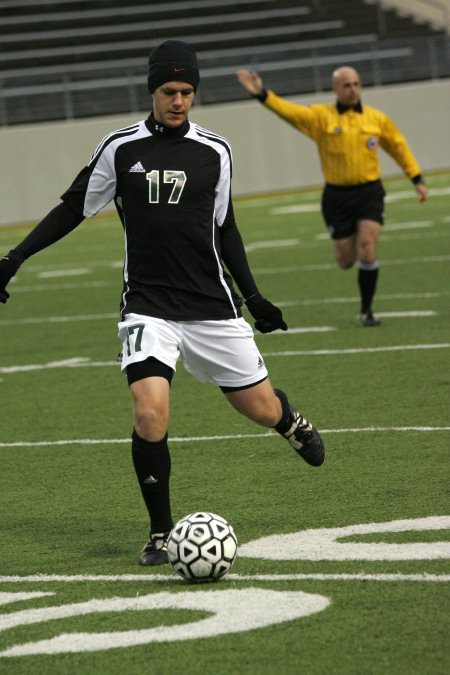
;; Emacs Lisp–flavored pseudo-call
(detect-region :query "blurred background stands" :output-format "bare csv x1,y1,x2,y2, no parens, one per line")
0,0,449,126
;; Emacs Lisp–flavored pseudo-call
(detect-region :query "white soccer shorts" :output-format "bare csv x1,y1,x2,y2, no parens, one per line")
118,313,268,388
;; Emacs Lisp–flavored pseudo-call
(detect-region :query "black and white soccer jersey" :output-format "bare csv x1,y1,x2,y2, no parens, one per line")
62,115,245,321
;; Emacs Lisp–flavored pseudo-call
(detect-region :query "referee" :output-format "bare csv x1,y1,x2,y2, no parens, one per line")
237,66,428,326
0,40,325,567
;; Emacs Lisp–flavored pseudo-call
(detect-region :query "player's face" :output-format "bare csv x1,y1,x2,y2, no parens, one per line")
152,82,195,128
333,70,361,106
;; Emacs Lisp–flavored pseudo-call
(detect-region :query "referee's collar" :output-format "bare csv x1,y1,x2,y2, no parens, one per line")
146,113,190,136
336,100,363,114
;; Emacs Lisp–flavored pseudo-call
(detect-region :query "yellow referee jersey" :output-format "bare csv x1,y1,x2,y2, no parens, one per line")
264,90,421,186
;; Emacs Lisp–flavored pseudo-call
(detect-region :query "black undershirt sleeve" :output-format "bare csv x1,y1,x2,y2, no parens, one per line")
219,218,258,301
15,202,85,260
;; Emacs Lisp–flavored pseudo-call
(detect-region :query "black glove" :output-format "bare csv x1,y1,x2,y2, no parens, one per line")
0,249,25,303
245,292,288,333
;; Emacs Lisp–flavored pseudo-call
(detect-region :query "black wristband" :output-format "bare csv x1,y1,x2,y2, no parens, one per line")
412,174,425,185
253,88,268,103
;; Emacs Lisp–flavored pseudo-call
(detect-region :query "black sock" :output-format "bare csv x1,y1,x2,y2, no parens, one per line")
358,261,379,313
273,388,294,435
131,430,173,534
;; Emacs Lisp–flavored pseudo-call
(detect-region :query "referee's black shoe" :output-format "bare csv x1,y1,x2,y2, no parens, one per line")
360,310,381,327
284,406,325,466
139,531,170,566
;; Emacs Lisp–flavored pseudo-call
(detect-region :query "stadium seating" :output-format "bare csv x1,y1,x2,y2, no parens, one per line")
0,0,448,125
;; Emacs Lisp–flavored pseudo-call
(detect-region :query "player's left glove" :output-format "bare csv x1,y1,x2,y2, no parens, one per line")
245,292,288,333
0,249,25,303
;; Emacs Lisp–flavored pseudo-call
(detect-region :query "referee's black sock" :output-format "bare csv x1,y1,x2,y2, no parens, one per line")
131,430,173,534
358,260,379,313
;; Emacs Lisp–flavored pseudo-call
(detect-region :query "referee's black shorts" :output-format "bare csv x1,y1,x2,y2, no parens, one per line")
321,179,385,240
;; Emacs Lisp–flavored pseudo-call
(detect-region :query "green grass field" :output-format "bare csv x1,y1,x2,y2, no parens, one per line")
0,172,449,674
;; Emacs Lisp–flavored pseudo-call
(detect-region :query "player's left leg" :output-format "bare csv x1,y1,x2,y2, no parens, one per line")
356,218,381,326
180,319,324,466
224,380,325,466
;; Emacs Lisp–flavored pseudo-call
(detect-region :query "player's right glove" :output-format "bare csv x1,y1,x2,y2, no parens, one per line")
245,292,288,333
0,249,25,303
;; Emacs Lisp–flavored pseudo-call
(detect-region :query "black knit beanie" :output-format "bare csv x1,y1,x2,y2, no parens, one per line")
148,40,200,93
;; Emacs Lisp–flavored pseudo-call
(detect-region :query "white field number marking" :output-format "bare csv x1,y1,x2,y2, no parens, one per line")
238,515,450,560
0,516,448,656
0,589,329,656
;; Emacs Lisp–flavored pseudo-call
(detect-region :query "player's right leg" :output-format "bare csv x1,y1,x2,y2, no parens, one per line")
128,363,174,566
118,314,181,566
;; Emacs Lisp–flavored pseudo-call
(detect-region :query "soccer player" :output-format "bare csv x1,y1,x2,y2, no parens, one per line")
0,41,324,567
236,66,428,326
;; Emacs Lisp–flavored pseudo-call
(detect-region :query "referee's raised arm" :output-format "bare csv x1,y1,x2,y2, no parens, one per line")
236,64,427,327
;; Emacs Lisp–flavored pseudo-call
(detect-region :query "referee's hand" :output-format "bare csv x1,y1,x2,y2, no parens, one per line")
245,293,288,333
0,250,24,303
415,182,428,203
236,69,264,97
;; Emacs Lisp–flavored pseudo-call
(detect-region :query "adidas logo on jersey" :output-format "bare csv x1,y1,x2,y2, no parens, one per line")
129,161,145,173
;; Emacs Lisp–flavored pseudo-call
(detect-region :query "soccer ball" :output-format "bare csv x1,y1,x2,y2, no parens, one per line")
167,511,237,582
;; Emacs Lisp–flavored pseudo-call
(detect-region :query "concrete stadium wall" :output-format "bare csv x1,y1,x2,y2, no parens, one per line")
0,78,448,226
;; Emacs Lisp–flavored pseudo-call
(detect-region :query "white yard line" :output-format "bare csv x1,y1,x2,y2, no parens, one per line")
1,343,449,375
0,290,444,323
37,268,92,278
8,281,113,294
0,426,448,449
2,249,447,298
262,343,450,356
0,313,118,326
0,573,448,583
366,311,436,318
278,291,443,306
254,255,450,274
245,239,300,252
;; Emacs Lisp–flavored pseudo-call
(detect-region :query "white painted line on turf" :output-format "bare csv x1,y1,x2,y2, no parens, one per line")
1,344,449,375
262,343,450,356
239,516,450,561
0,313,118,326
0,315,334,332
316,222,433,239
384,221,432,230
272,326,336,334
253,254,450,274
271,204,321,214
6,281,113,293
277,291,444,306
245,239,300,252
0,592,54,605
0,427,449,448
0,589,330,656
0,573,448,583
37,268,91,278
0,291,444,324
385,186,450,201
0,357,95,373
370,310,436,318
271,187,450,215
